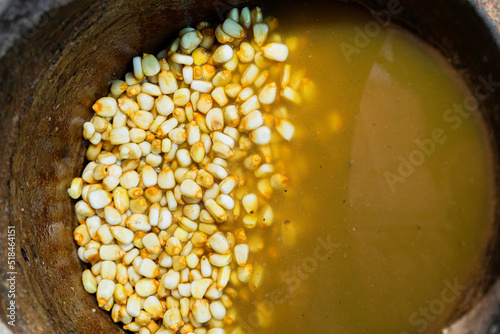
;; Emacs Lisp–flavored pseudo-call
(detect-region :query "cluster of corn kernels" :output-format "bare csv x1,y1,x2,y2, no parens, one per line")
68,6,311,334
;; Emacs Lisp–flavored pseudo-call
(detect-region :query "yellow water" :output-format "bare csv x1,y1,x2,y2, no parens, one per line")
234,3,495,334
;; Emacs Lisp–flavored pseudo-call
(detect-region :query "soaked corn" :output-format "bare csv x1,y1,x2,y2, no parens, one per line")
69,6,311,333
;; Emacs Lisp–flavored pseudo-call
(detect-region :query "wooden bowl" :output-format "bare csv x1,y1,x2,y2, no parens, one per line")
0,0,498,332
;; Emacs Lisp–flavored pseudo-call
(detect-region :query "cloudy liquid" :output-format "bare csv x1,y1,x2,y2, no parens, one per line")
232,2,495,334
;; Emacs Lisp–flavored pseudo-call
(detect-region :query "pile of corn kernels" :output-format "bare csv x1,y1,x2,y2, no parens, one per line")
68,6,311,334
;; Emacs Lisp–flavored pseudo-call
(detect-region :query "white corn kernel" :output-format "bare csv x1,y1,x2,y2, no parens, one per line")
255,163,274,178
261,42,289,62
200,256,212,277
102,175,119,192
135,278,158,297
180,297,190,318
137,93,155,111
110,80,127,97
242,194,258,213
234,244,249,266
227,7,239,21
186,253,200,269
222,18,245,38
142,54,161,76
133,56,144,80
204,283,222,300
240,64,259,87
212,141,233,159
216,194,234,211
68,177,83,199
183,65,194,85
205,164,228,180
131,110,154,130
163,307,183,332
158,251,173,268
115,263,128,285
113,187,129,213
124,293,141,318
249,126,271,145
155,95,175,116
120,170,140,189
158,70,178,94
257,178,273,199
144,295,163,319
248,263,264,293
251,6,263,24
216,265,231,291
141,165,158,187
240,110,264,131
258,82,277,105
178,282,192,297
197,94,213,114
240,7,251,28
210,301,226,320
237,42,255,63
92,97,118,117
244,214,258,230
275,118,295,141
176,220,196,236
191,80,214,93
212,45,234,64
253,23,269,47
180,30,203,53
158,168,176,190
176,148,192,167
142,233,161,255
215,24,234,44
219,175,237,195
237,264,253,283
108,127,130,145
239,95,260,116
161,138,173,153
204,199,228,223
126,213,151,232
137,258,159,278
206,108,224,132
100,260,117,280
157,118,179,138
187,122,201,145
192,299,212,323
180,179,203,199
208,232,230,254
163,269,181,289
82,269,97,294
122,248,140,266
96,279,115,307
83,122,95,140
88,189,112,209
118,97,139,118
171,53,194,65
209,253,232,267
173,88,191,106
281,85,302,104
166,236,182,256
223,105,239,127
110,226,134,244
100,244,125,261
212,70,232,87
211,87,228,107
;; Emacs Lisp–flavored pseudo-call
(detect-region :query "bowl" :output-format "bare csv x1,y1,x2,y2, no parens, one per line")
0,0,498,333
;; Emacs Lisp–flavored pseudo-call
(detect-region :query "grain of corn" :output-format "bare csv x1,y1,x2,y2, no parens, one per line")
70,6,311,333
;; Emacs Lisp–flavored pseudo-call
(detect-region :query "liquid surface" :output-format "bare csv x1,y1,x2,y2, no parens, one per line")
237,3,495,334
